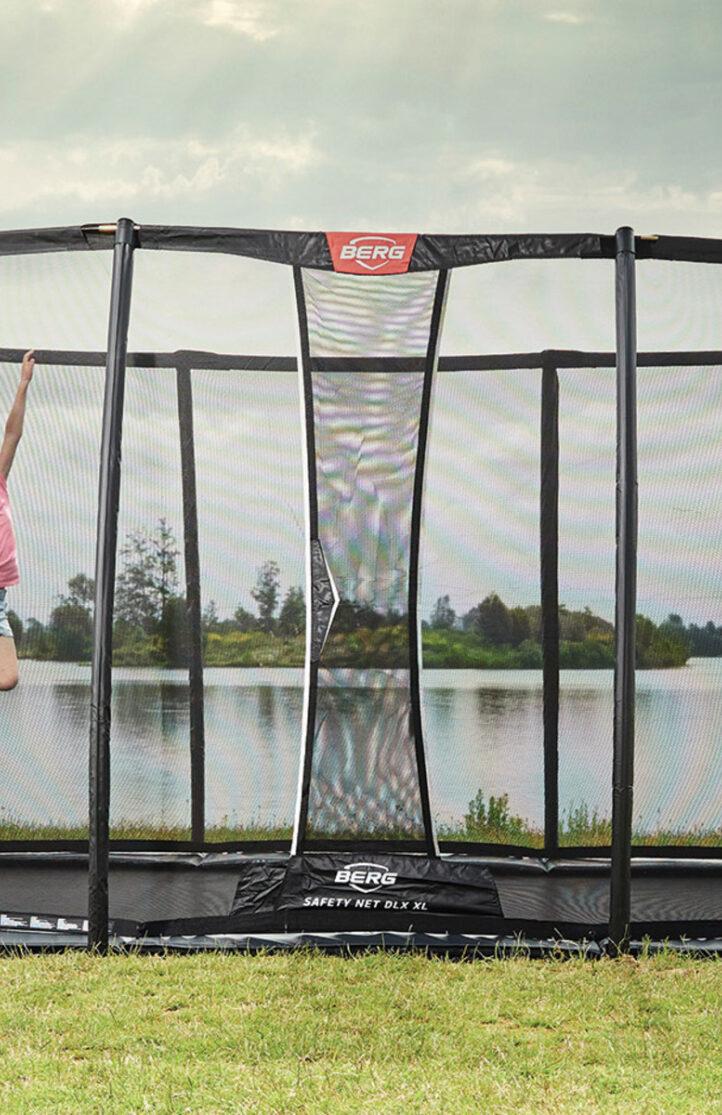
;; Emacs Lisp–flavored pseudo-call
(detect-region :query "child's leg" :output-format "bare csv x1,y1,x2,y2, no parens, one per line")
0,589,18,690
0,637,17,690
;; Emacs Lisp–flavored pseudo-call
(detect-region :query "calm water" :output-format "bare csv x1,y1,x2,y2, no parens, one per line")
0,659,719,835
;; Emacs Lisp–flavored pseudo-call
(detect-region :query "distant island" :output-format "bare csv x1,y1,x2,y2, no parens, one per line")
12,518,718,670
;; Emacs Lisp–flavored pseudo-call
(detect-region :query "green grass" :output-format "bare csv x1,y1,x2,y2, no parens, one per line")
0,951,719,1113
1,801,719,849
20,622,692,670
438,794,722,849
0,819,293,843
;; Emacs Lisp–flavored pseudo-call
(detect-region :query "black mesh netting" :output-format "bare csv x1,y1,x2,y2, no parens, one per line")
0,361,104,840
115,252,305,843
192,368,305,842
0,241,718,862
634,363,722,847
301,269,439,839
422,368,542,845
0,251,111,841
633,260,722,850
557,366,616,847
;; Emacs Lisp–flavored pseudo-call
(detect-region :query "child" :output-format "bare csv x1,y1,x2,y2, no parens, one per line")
0,350,34,689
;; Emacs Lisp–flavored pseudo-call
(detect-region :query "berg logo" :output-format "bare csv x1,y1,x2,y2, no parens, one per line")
325,232,418,275
333,862,399,894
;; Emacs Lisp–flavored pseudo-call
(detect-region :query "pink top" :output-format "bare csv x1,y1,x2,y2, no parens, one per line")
0,474,19,587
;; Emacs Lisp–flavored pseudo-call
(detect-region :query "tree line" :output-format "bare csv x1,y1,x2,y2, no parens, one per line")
425,592,700,669
17,521,308,666
12,518,719,668
661,614,722,658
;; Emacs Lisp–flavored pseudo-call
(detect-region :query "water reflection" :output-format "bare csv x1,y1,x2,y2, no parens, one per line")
0,660,718,840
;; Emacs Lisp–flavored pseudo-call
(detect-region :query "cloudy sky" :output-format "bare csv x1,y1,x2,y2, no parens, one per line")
1,0,721,628
2,0,721,234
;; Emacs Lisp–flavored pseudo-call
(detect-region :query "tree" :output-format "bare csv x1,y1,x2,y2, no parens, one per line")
62,574,94,609
329,599,387,633
560,605,586,643
115,532,159,634
659,614,691,657
353,602,386,630
687,620,722,657
509,606,531,647
636,614,689,668
48,572,96,661
23,617,52,658
461,604,480,632
331,599,360,633
115,519,179,635
251,561,280,633
151,518,180,613
278,586,305,637
158,595,190,668
474,593,513,646
430,595,456,630
233,605,258,633
202,599,221,634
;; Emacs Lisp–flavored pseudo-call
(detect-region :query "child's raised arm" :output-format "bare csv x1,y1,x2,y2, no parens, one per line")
0,350,34,479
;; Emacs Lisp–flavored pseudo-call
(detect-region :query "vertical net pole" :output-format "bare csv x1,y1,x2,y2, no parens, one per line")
291,266,317,854
609,226,638,948
408,270,449,858
540,354,560,856
176,361,205,844
88,218,136,952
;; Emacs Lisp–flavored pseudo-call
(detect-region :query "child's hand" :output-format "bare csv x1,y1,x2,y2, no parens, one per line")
20,350,35,385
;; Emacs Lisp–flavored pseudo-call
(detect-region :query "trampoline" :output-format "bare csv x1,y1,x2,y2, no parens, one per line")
0,221,719,953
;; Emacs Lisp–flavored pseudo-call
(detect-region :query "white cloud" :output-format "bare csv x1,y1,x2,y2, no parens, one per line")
83,0,283,36
200,0,282,39
465,157,517,178
0,129,321,214
105,0,164,23
544,11,588,25
427,154,722,234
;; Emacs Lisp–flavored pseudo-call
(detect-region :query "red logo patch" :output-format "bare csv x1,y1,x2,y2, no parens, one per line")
325,232,418,275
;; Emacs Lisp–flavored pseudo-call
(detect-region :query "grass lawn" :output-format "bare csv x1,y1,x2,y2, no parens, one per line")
0,951,719,1114
2,810,719,848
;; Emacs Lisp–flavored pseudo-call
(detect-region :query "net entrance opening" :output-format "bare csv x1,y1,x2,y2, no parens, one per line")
295,268,445,847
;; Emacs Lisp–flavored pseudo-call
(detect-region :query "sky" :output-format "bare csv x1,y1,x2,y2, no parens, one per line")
2,0,722,235
1,0,721,627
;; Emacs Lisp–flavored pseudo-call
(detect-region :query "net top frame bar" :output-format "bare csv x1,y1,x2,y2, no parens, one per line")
1,223,722,267
2,349,722,371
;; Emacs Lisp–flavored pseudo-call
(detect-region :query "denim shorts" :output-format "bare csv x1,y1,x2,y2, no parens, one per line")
0,588,14,638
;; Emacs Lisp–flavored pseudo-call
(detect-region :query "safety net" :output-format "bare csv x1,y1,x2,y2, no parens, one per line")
0,226,718,870
0,250,110,843
119,251,304,844
295,268,443,846
423,259,617,851
632,260,722,851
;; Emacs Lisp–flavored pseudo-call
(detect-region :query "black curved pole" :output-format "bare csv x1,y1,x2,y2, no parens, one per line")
88,218,137,952
609,226,638,949
408,270,449,857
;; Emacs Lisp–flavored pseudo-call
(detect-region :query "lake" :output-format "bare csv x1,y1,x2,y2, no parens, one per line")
0,658,719,838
